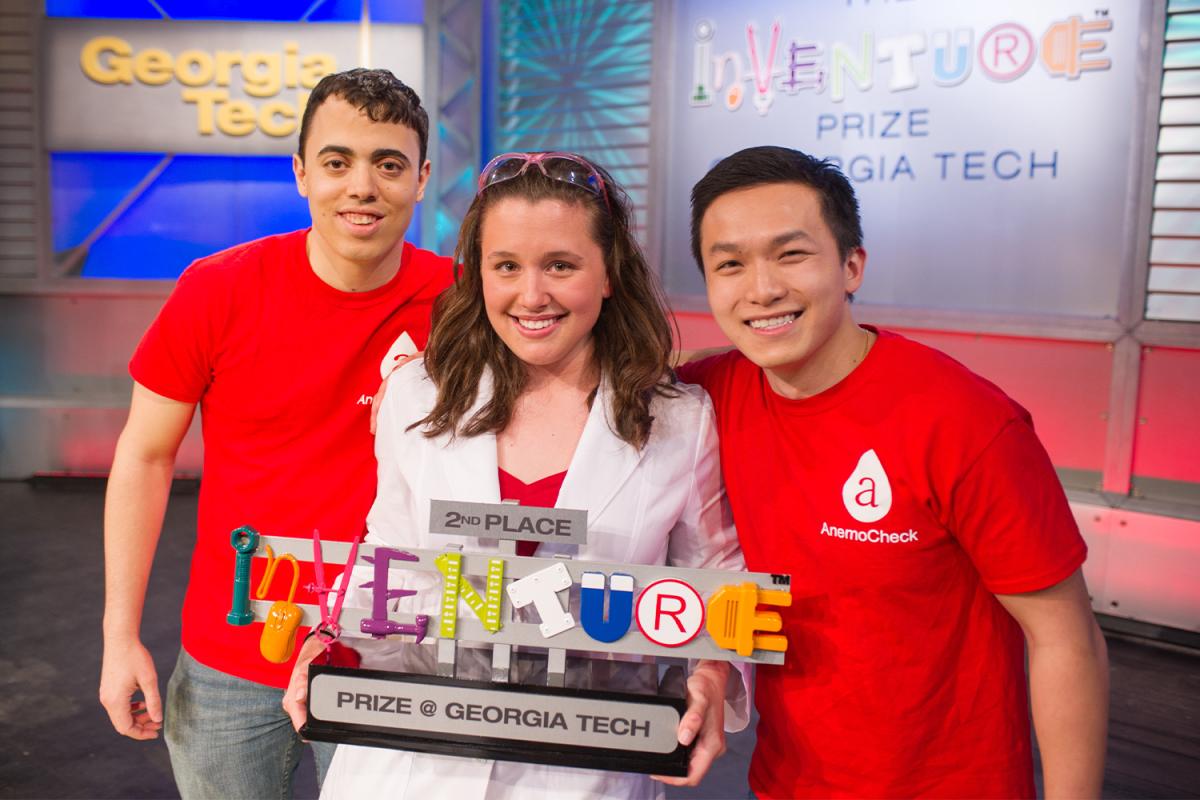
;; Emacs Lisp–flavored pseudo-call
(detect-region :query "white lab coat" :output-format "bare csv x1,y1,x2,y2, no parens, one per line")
321,361,749,800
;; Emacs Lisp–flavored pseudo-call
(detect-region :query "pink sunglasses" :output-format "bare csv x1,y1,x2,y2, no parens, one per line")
477,151,609,207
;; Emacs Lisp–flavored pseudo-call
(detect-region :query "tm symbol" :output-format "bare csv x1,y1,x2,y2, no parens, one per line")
1095,8,1109,16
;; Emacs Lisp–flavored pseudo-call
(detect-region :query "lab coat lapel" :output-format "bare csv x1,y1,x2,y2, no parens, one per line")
556,379,645,523
423,369,501,514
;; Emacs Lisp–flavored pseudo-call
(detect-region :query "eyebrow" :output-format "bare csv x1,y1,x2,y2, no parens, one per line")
707,229,815,255
487,249,585,261
316,145,412,164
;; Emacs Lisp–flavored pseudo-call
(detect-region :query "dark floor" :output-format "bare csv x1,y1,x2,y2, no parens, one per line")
1,479,1197,800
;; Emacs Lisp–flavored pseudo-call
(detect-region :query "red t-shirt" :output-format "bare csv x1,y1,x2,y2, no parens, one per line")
677,328,1086,799
130,230,452,687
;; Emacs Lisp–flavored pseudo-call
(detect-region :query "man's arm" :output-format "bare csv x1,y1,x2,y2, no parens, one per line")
99,382,196,740
996,569,1109,799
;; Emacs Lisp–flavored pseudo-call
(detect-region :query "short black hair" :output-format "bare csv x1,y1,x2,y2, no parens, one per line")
690,146,863,272
298,68,429,164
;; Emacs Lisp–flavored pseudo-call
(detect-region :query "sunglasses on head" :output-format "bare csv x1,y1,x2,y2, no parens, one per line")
477,151,609,207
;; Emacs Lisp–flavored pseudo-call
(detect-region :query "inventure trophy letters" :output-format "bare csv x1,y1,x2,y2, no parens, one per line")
227,500,791,776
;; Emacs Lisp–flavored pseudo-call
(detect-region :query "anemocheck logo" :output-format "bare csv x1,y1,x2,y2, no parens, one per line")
380,331,417,379
842,449,892,523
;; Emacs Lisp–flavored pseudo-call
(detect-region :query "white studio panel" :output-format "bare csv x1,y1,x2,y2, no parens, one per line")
1148,265,1200,292
1159,125,1200,152
1162,67,1200,95
1072,501,1200,633
1161,96,1200,124
1148,6,1200,323
1165,41,1200,68
1156,153,1200,179
1152,209,1200,234
1146,292,1200,319
1167,11,1200,40
1155,181,1200,206
1149,237,1200,263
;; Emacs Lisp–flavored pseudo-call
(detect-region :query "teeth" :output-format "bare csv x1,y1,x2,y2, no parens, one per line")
517,317,557,330
748,313,797,330
343,213,378,225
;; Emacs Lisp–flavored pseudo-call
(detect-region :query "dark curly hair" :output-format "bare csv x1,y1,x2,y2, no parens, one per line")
297,68,429,163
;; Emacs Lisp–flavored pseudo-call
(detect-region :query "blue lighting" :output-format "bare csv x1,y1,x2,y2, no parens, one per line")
46,0,423,22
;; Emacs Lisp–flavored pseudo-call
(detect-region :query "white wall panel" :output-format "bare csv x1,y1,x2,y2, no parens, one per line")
1157,153,1200,179
1148,265,1200,291
1159,125,1200,151
1154,181,1200,206
1162,67,1200,95
1150,6,1200,322
1149,237,1200,262
1152,209,1200,233
1077,502,1200,632
1147,292,1200,318
1160,97,1200,123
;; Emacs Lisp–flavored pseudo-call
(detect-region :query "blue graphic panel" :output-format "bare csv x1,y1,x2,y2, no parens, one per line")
46,0,422,22
79,154,309,279
367,0,422,24
45,0,161,17
306,0,422,23
51,152,166,252
155,0,318,20
305,0,364,22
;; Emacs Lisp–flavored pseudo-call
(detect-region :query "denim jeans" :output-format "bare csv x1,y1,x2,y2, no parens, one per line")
165,648,334,800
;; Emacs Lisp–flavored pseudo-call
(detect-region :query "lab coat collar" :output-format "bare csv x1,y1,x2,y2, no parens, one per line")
425,370,645,527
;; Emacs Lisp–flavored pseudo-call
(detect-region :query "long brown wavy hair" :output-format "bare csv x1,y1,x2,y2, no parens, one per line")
417,154,676,449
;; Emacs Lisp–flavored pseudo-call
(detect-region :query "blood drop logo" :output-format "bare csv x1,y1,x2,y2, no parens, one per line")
379,331,417,379
842,449,892,523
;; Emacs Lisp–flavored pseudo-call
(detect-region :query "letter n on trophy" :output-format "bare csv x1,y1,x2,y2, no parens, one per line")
224,501,791,775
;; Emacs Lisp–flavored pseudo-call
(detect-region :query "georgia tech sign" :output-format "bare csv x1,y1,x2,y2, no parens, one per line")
78,37,335,138
45,19,424,154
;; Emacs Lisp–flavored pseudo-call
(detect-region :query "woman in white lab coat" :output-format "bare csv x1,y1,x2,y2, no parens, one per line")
285,152,749,800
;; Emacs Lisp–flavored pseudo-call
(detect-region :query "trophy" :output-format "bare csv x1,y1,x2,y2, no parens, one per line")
228,501,790,776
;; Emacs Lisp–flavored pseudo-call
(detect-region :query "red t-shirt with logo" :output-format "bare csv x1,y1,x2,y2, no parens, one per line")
130,230,452,688
677,328,1086,799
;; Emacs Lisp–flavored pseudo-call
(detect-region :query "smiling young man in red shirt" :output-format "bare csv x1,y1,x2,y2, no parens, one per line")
99,69,452,799
676,146,1110,799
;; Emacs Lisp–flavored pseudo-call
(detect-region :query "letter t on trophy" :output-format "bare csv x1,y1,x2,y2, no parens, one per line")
506,562,576,637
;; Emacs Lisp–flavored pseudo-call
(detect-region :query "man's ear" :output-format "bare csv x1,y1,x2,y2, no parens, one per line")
843,246,866,295
293,153,309,199
416,159,432,202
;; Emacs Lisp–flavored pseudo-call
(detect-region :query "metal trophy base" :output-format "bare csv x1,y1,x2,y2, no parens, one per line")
301,664,691,776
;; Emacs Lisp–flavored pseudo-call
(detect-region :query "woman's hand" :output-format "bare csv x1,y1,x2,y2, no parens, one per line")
282,635,328,732
652,659,731,787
